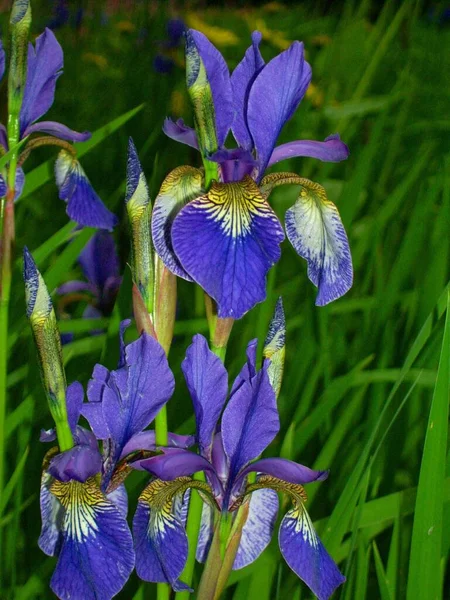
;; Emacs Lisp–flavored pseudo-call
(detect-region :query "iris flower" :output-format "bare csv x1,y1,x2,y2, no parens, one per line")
0,30,117,229
57,231,122,321
39,324,191,600
133,333,345,599
153,30,352,318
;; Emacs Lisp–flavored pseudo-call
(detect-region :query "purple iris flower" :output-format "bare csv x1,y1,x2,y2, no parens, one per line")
0,30,117,229
134,334,345,599
154,30,352,319
57,231,122,321
39,324,192,600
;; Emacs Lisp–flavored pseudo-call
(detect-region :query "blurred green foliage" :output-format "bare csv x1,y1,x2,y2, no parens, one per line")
0,0,449,598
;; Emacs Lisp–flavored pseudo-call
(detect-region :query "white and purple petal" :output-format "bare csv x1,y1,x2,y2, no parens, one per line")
107,483,128,517
49,478,135,600
171,177,285,319
233,488,278,569
0,175,6,198
231,31,265,150
133,479,192,591
268,134,349,167
39,472,64,556
163,117,199,150
55,150,118,230
182,334,228,456
20,28,63,134
152,165,203,281
279,506,345,600
285,179,352,305
196,502,215,563
247,41,312,177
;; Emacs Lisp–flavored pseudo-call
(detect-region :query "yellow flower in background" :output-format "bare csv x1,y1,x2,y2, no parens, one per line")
185,13,239,46
247,17,290,50
116,20,135,33
306,83,324,108
170,88,187,116
82,52,108,70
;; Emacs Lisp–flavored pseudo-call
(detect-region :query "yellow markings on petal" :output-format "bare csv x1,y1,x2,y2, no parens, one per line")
140,476,216,516
259,171,303,200
158,166,204,204
50,478,107,543
198,175,277,238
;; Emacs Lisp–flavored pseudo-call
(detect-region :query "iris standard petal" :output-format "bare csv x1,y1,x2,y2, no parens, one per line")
233,488,278,569
230,338,258,395
163,117,199,150
83,364,112,439
285,178,353,305
247,41,312,176
221,364,279,480
152,165,203,281
120,431,195,462
231,31,265,150
133,478,194,591
182,334,228,457
187,29,233,147
279,506,345,600
49,477,135,600
171,176,285,319
268,134,349,167
55,150,118,230
65,381,84,433
20,28,63,134
22,120,91,142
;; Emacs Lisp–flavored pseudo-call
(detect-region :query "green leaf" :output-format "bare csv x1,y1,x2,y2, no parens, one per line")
0,447,29,516
407,293,450,600
373,541,392,600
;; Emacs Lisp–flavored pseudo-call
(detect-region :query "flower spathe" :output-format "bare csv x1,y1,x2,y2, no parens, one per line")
154,29,353,318
134,333,345,599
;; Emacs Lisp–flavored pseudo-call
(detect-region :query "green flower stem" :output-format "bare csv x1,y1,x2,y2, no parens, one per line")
203,158,219,191
174,471,206,600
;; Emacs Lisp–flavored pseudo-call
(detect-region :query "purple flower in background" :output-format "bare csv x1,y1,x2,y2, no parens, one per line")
0,29,117,229
154,30,352,318
39,325,192,599
153,18,186,74
134,334,345,598
58,231,122,321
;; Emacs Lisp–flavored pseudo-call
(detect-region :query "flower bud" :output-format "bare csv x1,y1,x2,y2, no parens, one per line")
8,0,31,126
263,297,286,398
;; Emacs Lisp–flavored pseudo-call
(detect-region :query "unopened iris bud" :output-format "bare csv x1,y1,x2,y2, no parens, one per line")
8,0,32,139
263,297,286,397
23,247,73,451
125,137,154,313
185,30,218,157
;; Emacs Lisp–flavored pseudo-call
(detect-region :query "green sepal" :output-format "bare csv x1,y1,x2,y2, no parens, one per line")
263,297,286,398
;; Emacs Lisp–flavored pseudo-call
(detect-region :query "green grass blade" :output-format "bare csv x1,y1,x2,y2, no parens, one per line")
0,447,29,516
407,293,450,600
373,541,392,600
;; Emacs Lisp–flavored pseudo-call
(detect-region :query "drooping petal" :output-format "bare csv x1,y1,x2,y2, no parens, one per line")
182,334,228,457
152,165,203,281
279,506,345,600
236,458,328,488
231,31,265,150
285,178,353,305
78,231,120,293
233,488,278,569
268,134,349,167
107,483,128,517
22,120,91,142
222,363,279,480
171,176,285,319
55,150,118,230
187,29,233,148
133,478,197,591
20,28,63,133
196,502,215,563
0,40,5,82
247,41,312,176
49,477,135,600
47,444,102,483
163,117,199,150
39,472,64,556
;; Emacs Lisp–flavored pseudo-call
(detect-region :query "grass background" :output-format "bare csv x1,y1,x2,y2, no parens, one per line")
1,0,449,598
